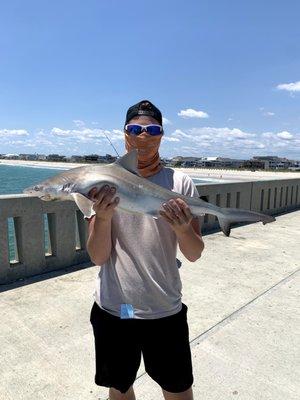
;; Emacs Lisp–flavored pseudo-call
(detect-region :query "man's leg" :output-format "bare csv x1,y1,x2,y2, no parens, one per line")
162,386,193,400
109,385,136,400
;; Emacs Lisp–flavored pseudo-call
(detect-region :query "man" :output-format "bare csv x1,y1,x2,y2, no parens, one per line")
86,100,204,400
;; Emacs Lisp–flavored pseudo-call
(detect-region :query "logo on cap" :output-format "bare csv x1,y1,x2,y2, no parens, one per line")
138,110,155,116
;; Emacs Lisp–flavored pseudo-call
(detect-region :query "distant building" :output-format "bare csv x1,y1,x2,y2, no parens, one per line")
241,160,266,170
83,154,102,163
288,160,300,171
103,154,117,163
3,154,19,159
19,153,38,161
252,156,291,170
70,155,85,163
169,156,245,168
46,154,67,162
97,154,117,163
37,154,47,161
161,158,172,166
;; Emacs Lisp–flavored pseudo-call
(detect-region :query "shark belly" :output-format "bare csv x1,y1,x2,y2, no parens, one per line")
117,188,164,217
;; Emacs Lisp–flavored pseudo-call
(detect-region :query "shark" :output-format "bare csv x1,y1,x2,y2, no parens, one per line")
23,149,275,236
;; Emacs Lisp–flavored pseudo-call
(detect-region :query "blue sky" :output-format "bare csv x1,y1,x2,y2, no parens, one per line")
1,0,300,159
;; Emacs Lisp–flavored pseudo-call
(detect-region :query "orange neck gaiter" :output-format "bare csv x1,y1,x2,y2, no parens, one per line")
125,132,163,178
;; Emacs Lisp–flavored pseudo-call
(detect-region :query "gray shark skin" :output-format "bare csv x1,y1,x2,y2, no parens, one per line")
23,149,275,236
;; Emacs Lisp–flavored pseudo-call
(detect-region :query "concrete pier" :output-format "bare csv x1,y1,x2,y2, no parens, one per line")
1,178,299,285
0,210,299,400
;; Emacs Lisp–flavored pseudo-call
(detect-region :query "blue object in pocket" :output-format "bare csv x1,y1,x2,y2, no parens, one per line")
120,304,134,319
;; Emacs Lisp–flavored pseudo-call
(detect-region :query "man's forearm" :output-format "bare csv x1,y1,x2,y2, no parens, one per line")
86,216,112,265
176,226,204,262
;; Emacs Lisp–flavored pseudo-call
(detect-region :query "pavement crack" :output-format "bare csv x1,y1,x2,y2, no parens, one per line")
130,268,300,386
189,267,300,348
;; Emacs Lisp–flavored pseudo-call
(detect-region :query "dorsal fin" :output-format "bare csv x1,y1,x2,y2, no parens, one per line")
113,149,141,176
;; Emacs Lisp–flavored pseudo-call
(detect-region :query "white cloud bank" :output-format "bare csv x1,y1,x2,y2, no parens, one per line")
0,129,29,137
178,108,209,119
163,126,300,157
277,81,300,92
1,123,300,159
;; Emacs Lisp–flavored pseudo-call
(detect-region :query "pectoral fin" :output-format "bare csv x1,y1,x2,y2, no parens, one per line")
70,193,94,218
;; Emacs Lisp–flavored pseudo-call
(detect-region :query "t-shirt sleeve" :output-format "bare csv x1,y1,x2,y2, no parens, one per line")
182,174,205,218
182,174,199,198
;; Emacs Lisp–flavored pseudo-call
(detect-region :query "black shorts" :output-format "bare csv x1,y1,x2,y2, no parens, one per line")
90,302,193,394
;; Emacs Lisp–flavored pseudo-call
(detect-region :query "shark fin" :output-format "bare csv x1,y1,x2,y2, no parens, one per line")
71,193,94,219
218,217,231,237
114,149,141,176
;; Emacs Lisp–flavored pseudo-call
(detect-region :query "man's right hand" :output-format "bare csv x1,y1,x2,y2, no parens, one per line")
88,185,119,221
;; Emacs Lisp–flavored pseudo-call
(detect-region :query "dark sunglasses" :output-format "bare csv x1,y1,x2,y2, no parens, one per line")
124,124,163,136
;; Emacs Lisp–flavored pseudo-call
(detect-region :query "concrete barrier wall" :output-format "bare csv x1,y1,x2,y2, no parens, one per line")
0,178,299,284
0,194,89,284
198,179,300,231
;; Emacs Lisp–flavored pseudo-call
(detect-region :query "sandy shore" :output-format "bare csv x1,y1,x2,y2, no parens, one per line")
0,159,84,170
1,158,299,181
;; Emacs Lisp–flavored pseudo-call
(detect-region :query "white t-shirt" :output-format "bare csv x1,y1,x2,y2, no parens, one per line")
87,167,201,319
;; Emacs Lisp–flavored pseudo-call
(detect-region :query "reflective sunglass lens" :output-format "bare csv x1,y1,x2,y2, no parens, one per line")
127,125,142,135
146,126,162,135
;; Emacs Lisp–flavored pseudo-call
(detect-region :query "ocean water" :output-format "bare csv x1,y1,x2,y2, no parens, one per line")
0,164,67,261
0,164,66,195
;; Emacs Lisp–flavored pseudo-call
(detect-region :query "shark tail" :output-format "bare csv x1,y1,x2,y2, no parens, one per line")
190,203,275,237
218,216,232,237
217,208,275,237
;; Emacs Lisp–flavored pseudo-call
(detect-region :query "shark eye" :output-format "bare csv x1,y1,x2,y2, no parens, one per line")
33,185,41,191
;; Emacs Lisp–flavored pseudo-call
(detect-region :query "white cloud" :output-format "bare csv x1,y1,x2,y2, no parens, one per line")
189,127,255,139
171,129,192,139
238,140,265,149
277,131,294,140
111,129,124,140
163,117,172,125
0,129,29,137
277,81,300,92
163,137,180,142
51,127,106,139
262,132,274,138
73,119,85,127
8,140,33,146
260,107,275,117
165,126,300,156
178,108,209,119
51,127,73,137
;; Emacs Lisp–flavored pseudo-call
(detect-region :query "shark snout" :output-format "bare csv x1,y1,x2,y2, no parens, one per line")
24,184,45,196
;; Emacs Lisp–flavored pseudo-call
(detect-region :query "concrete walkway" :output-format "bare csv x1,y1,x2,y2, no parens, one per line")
1,211,299,400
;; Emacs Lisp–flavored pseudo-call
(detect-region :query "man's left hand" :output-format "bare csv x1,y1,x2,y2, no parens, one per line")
159,198,193,235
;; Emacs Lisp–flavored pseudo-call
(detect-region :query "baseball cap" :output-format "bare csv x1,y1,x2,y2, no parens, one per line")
125,100,163,126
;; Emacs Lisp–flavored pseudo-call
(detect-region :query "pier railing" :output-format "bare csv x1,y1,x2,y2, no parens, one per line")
1,178,299,284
